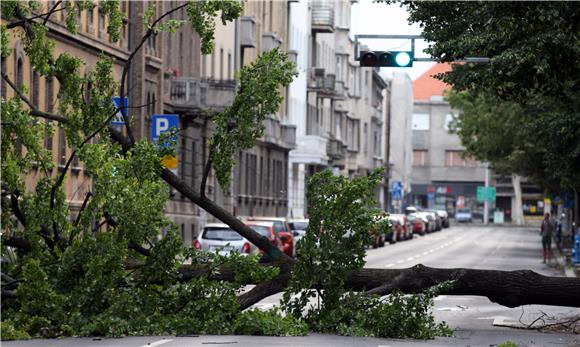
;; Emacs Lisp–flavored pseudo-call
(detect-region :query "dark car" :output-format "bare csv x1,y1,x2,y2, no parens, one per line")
436,210,450,228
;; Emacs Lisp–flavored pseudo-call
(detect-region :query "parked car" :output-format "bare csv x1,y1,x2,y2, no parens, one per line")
244,221,283,253
370,216,389,247
194,223,258,255
436,210,450,228
288,219,308,244
424,210,442,231
455,208,473,223
245,217,295,257
404,206,418,215
407,213,427,236
389,214,413,240
416,212,436,233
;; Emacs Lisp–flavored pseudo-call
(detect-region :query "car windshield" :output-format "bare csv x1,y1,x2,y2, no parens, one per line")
248,225,271,238
290,222,308,230
274,221,286,233
458,209,471,213
202,228,242,241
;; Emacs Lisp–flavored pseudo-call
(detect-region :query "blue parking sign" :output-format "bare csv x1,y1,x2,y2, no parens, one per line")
111,97,129,125
152,114,179,146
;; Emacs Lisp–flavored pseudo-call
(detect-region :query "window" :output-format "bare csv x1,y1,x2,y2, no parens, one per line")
16,57,23,90
59,128,67,166
45,120,53,152
412,150,427,166
31,72,40,107
99,8,106,32
191,141,197,188
220,48,224,80
181,224,185,241
444,113,457,131
87,5,94,29
412,113,430,130
179,32,183,68
227,53,232,79
363,123,368,154
46,76,54,111
445,150,476,167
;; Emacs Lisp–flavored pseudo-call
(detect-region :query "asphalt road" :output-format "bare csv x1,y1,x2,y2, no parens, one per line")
4,225,579,347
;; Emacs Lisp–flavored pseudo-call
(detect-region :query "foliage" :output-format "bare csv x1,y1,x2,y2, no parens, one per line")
403,1,580,192
0,0,298,340
0,321,31,341
498,342,518,347
210,48,296,189
234,309,308,336
186,0,243,55
282,170,451,339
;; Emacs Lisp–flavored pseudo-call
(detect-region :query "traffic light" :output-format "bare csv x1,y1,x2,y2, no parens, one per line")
359,51,414,67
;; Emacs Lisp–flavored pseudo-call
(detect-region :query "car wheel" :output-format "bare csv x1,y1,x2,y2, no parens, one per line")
379,235,385,247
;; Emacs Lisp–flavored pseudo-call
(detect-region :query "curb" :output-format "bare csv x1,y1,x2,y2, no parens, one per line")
553,247,577,278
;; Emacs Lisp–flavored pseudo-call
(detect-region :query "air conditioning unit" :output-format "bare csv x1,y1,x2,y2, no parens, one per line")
240,17,256,48
287,49,298,64
261,32,282,52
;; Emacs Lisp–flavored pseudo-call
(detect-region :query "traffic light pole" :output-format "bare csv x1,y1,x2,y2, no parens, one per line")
354,34,490,64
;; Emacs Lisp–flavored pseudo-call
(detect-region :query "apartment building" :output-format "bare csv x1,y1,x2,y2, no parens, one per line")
1,0,132,219
410,64,486,217
287,0,390,217
387,72,414,213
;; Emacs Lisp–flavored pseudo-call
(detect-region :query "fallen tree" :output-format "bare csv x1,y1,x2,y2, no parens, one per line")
1,0,579,341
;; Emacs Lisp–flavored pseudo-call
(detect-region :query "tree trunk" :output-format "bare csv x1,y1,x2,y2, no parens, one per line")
172,262,580,310
512,175,524,225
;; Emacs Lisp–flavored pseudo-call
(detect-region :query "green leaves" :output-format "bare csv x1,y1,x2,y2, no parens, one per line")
404,1,580,192
211,48,297,188
186,0,243,55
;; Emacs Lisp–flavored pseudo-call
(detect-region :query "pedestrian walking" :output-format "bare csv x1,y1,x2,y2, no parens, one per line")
540,212,554,263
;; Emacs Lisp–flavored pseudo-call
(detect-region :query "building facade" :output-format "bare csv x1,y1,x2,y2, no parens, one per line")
387,72,414,213
410,64,486,218
1,0,132,220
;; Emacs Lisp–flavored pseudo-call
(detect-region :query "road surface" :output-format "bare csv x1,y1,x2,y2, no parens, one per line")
4,225,579,347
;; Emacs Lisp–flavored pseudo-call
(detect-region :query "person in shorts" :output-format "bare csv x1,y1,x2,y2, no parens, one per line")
540,212,554,263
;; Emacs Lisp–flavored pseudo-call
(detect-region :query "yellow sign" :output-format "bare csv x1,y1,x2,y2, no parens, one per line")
161,155,178,169
544,198,551,205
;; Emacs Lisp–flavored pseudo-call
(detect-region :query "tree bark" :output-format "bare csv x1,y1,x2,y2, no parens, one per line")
174,262,580,309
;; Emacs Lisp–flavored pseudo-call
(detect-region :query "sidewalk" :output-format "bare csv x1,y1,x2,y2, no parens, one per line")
553,245,577,278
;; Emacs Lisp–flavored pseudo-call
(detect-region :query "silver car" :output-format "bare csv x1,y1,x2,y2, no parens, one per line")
194,223,258,255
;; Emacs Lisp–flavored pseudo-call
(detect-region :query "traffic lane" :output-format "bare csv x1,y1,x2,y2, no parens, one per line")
365,226,561,277
4,330,579,347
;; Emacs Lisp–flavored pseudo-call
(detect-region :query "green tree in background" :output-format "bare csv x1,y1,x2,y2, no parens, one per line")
403,1,580,194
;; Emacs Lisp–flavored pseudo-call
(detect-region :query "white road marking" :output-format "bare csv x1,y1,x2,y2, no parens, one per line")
406,257,414,261
396,260,404,264
140,339,173,347
385,263,395,267
422,251,429,256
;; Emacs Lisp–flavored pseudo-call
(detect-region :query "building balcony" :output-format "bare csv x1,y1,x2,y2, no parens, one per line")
282,124,296,148
327,138,346,160
311,0,335,34
169,78,236,113
263,116,295,149
306,106,325,137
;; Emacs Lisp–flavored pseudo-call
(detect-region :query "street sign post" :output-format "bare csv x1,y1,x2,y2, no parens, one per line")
152,114,179,174
111,97,129,125
477,186,496,202
391,181,403,199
